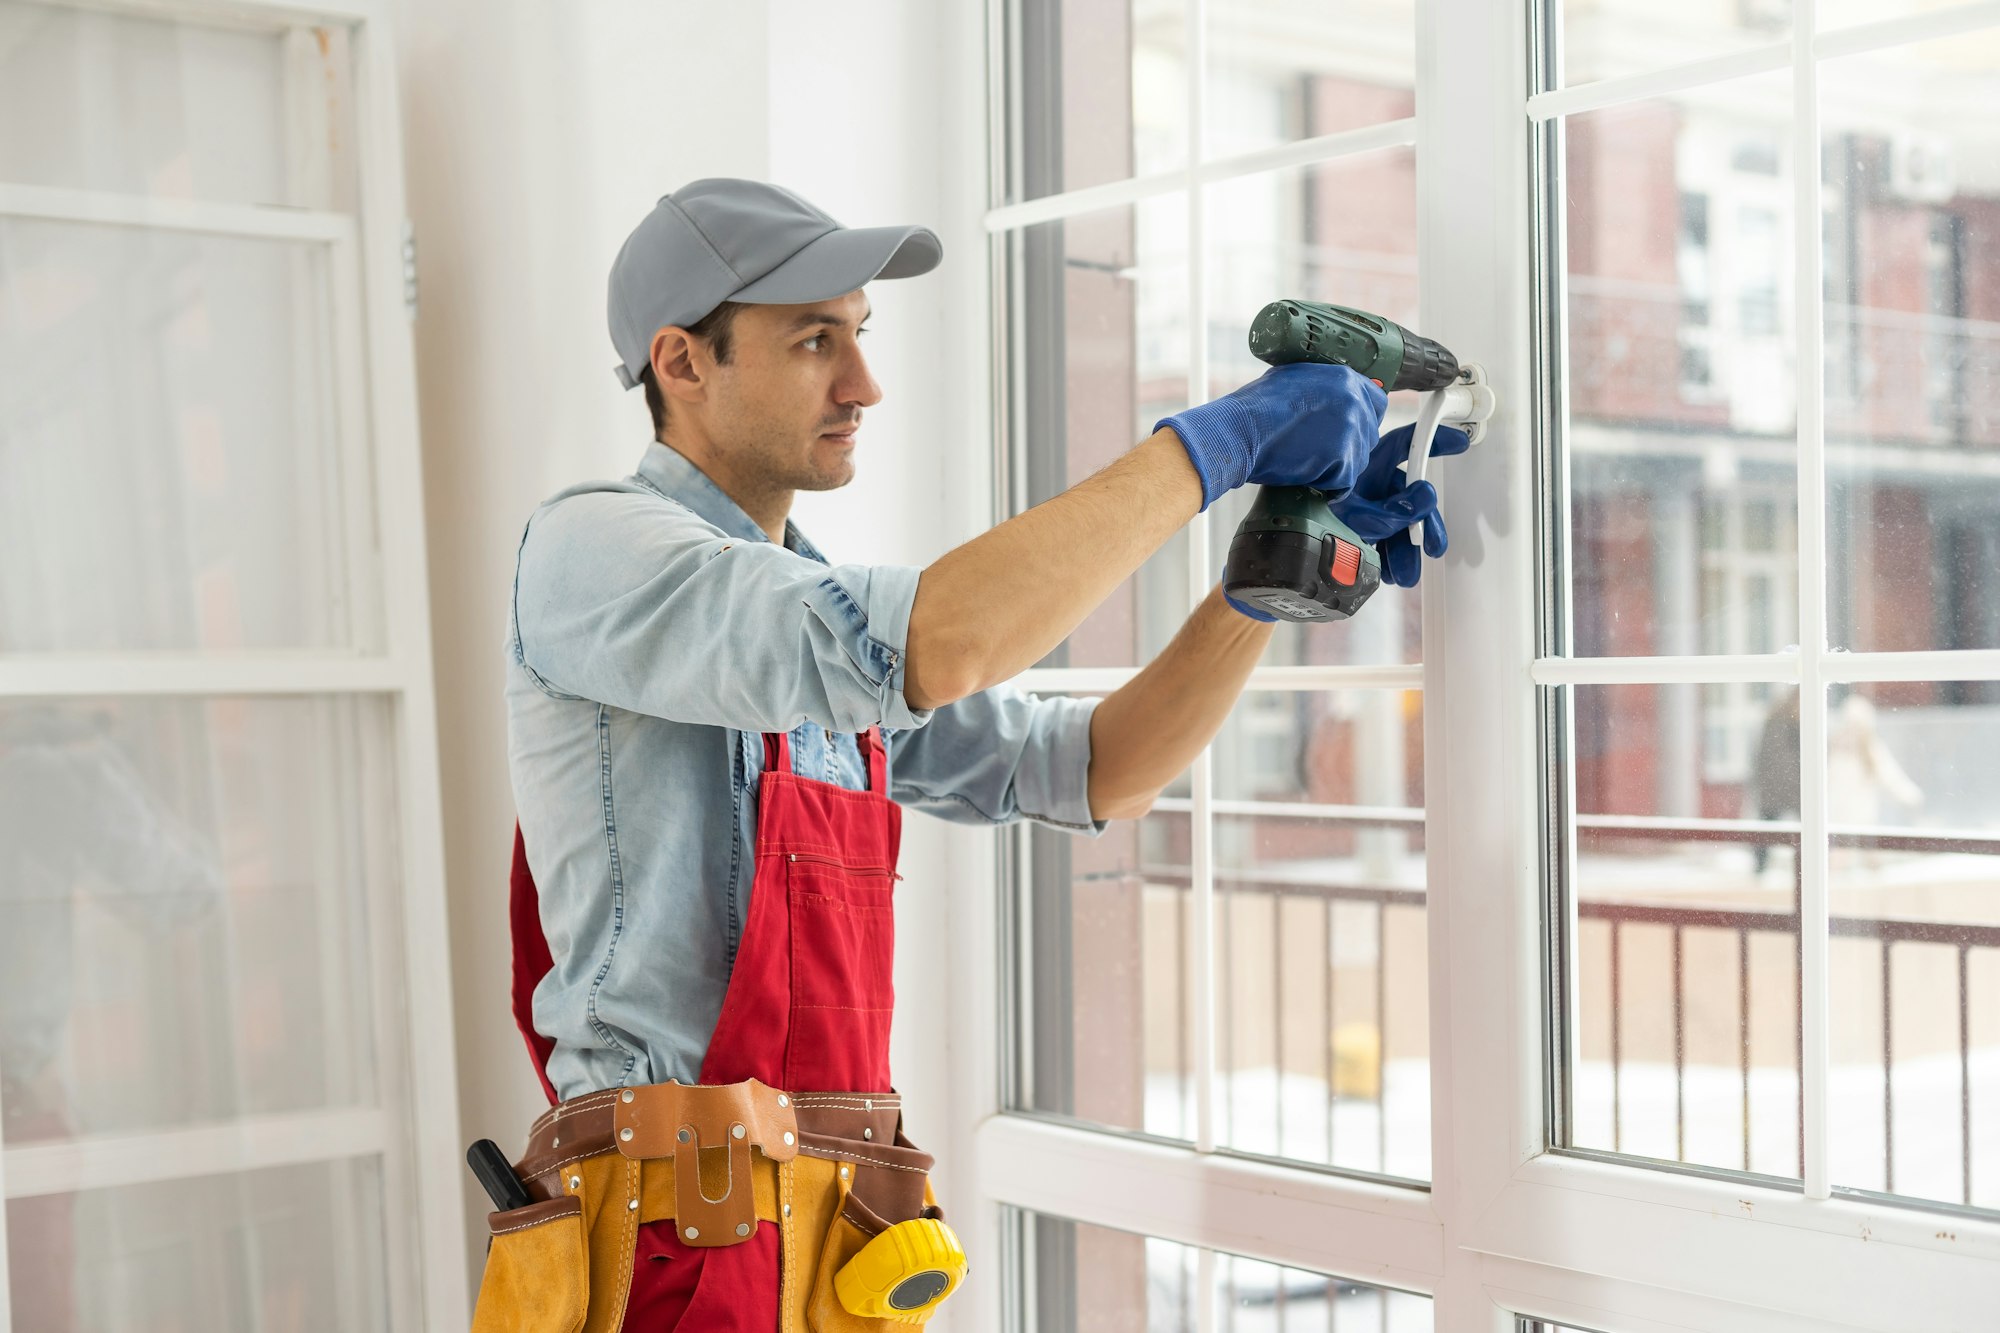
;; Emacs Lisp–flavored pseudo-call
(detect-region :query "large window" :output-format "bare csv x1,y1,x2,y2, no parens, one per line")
1540,0,2000,1213
965,2,2000,1331
0,2,467,1327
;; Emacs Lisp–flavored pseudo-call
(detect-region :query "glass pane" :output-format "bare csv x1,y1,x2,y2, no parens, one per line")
0,3,356,210
1564,75,1801,659
1205,151,1426,666
0,217,371,652
0,697,394,1144
1213,689,1423,808
1561,0,1791,87
1827,684,2000,1209
1017,1212,1197,1332
1206,152,1422,401
1012,0,1187,202
5,1159,389,1330
1217,1250,1432,1331
1213,688,1426,1177
1011,1208,1434,1332
1016,806,1195,1141
1205,0,1415,158
1214,813,1428,1179
1013,200,1191,668
1822,31,2000,653
1566,684,1802,1178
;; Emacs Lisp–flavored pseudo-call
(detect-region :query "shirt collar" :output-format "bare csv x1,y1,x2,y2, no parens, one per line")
634,441,827,564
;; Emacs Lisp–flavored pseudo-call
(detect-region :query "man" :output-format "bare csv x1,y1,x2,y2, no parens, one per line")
481,179,1457,1332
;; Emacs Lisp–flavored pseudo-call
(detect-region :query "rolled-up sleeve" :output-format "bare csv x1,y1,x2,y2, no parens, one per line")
512,489,932,733
888,685,1104,834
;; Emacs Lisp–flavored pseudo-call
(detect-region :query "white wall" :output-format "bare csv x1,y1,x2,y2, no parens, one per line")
395,0,988,1306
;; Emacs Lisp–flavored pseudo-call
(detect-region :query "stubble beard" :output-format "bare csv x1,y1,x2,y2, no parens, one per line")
738,417,854,495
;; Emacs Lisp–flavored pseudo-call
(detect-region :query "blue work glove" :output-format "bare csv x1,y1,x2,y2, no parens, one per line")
1222,574,1278,622
1155,363,1389,511
1329,423,1471,588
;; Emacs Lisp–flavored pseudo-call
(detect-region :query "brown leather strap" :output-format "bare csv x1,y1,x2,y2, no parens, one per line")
613,1079,794,1247
512,1083,937,1240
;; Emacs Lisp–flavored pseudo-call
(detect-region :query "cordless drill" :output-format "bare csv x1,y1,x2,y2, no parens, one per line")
1221,300,1467,623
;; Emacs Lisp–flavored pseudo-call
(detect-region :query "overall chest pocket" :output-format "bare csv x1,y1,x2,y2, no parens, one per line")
785,853,898,1013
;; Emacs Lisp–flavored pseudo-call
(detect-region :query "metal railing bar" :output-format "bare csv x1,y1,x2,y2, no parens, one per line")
1883,939,1895,1195
1574,900,2000,949
1611,919,1624,1153
1325,901,1337,1169
1221,880,1236,1147
1740,926,1753,1173
1273,897,1285,1156
1962,944,1974,1208
1376,903,1388,1173
1177,886,1191,1142
1796,851,1807,1181
1674,924,1687,1163
1141,867,1425,908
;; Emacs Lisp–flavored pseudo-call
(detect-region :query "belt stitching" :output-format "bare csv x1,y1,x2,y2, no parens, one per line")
803,1145,926,1173
529,1089,621,1135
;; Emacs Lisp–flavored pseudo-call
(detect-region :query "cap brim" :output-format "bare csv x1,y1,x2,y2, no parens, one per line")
728,224,942,306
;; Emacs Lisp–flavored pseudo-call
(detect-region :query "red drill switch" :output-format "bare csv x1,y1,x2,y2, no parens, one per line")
1329,538,1362,587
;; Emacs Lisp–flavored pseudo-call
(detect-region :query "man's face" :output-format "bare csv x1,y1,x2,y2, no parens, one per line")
701,289,882,493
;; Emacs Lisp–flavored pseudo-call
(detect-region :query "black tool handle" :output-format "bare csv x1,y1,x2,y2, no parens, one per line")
467,1138,534,1212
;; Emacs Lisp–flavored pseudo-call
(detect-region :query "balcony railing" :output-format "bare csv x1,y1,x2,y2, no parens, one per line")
1128,813,1997,1207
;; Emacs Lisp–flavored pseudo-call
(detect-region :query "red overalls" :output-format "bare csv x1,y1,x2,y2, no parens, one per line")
507,727,903,1330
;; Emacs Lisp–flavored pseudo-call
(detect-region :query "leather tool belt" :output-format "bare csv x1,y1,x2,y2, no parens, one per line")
472,1079,942,1333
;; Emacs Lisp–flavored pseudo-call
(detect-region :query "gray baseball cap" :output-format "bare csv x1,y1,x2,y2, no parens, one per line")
607,178,943,389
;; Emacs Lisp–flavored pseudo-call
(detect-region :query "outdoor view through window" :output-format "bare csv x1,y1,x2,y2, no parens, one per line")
1552,4,2000,1210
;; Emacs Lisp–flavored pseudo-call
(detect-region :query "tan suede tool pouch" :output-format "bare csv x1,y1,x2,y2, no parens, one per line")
470,1196,588,1333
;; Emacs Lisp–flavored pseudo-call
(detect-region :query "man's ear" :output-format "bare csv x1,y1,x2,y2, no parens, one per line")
650,326,708,406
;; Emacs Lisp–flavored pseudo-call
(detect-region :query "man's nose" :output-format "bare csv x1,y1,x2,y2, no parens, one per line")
837,345,883,409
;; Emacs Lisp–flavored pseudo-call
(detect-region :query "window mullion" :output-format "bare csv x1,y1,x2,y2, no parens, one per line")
1184,0,1220,1164
1792,0,1833,1203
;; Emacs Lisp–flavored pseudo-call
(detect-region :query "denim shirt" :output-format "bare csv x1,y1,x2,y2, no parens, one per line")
506,442,1101,1099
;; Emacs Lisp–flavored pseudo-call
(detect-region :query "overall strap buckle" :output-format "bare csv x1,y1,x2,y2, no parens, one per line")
611,1079,799,1247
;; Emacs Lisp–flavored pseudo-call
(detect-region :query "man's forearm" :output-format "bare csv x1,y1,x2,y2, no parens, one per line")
904,429,1201,710
1086,587,1272,820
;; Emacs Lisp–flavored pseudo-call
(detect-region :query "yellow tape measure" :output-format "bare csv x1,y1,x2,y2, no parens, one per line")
834,1216,968,1322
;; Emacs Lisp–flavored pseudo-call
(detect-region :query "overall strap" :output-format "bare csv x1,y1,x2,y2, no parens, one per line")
859,726,888,794
762,728,886,793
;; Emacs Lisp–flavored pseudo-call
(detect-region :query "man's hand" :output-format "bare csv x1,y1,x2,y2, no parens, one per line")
1154,364,1388,510
1330,423,1470,587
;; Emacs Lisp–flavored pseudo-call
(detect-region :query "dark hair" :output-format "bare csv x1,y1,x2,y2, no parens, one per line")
640,301,745,437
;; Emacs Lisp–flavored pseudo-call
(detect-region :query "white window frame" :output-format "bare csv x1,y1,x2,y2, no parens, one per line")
0,3,468,1329
939,2,2000,1331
